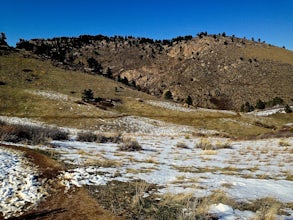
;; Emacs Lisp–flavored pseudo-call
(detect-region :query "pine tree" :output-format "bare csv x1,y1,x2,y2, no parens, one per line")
255,99,266,109
285,105,292,113
185,95,193,106
82,89,94,102
164,90,173,99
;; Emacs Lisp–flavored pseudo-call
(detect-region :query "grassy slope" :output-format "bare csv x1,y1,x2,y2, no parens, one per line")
0,51,291,137
243,45,293,66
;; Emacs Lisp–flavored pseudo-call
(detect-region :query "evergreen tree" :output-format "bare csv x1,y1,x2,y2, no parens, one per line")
82,89,94,102
106,67,113,79
0,32,8,46
241,102,254,112
185,95,193,106
285,105,292,113
87,57,103,74
255,99,266,109
164,90,173,100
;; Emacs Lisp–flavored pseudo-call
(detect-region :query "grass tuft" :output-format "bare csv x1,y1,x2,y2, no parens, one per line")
118,139,142,151
176,142,190,149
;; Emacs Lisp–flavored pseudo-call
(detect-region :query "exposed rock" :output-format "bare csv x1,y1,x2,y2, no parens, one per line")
16,34,293,110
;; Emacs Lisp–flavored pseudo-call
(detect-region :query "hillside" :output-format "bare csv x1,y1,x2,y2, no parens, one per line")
1,37,293,220
0,47,292,138
16,33,293,110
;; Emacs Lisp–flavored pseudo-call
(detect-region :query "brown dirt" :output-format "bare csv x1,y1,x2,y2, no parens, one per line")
0,144,122,220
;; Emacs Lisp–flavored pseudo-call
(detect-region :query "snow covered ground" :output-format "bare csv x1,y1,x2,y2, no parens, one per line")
0,147,48,219
17,133,291,219
1,115,292,219
40,136,293,202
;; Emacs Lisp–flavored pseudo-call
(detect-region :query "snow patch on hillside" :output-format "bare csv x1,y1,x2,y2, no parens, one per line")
25,89,76,101
146,100,237,115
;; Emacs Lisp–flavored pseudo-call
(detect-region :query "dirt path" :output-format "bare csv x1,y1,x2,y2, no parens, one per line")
0,144,122,220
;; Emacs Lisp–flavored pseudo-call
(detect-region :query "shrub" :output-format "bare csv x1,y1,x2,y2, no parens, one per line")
0,121,68,144
255,99,266,110
195,139,213,150
82,89,94,102
163,90,173,100
77,132,97,142
119,140,142,151
176,142,189,149
47,129,68,141
240,102,254,112
284,105,292,113
267,97,284,107
185,95,193,106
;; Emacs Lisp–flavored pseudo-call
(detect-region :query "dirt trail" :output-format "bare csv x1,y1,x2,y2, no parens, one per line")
0,144,122,220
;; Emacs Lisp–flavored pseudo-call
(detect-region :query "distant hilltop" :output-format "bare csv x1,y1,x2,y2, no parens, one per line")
14,32,293,110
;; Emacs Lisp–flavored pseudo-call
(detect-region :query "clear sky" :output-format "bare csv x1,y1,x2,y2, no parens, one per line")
1,0,293,50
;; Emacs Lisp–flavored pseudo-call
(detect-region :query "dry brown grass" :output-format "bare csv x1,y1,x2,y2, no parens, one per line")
245,197,282,220
243,45,293,66
84,158,123,167
200,150,218,155
1,52,292,137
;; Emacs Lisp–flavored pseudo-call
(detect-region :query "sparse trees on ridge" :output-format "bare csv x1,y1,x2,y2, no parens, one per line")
0,32,8,46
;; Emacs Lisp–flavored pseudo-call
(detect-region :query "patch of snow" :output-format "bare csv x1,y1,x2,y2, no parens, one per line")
25,90,75,101
0,147,47,219
146,100,237,115
58,166,108,191
146,100,197,113
99,116,218,135
247,106,293,117
209,203,254,220
0,116,45,127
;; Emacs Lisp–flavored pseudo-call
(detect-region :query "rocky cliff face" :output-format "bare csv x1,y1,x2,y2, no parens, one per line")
16,34,293,110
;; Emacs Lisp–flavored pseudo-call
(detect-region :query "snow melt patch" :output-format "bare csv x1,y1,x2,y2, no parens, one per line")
146,100,237,115
58,166,108,191
25,89,75,101
0,147,47,219
209,203,254,220
247,106,293,117
100,115,217,135
146,100,197,113
0,116,45,127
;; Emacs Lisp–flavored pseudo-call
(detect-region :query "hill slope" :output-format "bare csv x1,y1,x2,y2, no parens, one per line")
2,49,293,137
16,34,293,110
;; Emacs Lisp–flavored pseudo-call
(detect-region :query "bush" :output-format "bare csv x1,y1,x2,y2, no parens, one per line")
285,105,292,113
77,132,97,142
195,139,213,150
255,99,266,110
119,140,142,151
163,90,173,100
82,89,94,102
266,97,284,107
185,95,193,106
176,142,189,149
0,121,68,144
240,102,254,112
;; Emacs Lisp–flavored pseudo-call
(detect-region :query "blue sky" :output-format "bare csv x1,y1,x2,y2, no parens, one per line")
1,0,293,50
